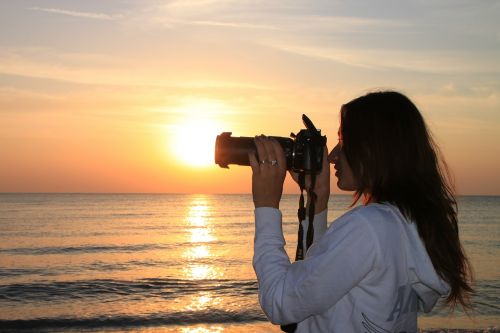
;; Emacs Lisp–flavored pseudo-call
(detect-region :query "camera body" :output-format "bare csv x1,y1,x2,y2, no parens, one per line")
215,114,326,174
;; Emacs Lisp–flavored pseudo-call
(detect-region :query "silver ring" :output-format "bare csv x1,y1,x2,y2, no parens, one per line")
270,160,278,166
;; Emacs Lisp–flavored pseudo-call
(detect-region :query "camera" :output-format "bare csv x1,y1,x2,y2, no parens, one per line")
214,114,327,174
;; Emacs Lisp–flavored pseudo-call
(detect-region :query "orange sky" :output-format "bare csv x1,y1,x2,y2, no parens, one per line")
1,1,499,195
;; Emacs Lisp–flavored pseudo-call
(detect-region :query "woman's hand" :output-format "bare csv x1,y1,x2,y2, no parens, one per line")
248,136,287,209
289,147,330,213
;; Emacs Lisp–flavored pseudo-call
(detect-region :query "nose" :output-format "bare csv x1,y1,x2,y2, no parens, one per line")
328,144,339,164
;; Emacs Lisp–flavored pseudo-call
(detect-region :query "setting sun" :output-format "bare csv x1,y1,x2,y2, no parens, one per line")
169,101,227,168
172,120,220,167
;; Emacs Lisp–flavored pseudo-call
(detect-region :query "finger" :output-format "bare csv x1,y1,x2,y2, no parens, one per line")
270,138,286,169
322,146,329,168
260,135,275,163
248,151,259,174
254,136,267,166
317,146,330,185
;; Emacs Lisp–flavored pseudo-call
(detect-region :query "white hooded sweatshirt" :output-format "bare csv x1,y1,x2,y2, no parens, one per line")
253,203,449,333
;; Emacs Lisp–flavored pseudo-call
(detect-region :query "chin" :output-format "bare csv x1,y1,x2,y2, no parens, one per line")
337,181,348,191
337,180,356,192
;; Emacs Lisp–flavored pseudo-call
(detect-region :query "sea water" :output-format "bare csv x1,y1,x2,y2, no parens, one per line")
0,194,498,332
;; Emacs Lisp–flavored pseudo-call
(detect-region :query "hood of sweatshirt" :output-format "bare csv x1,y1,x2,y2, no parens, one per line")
387,204,450,312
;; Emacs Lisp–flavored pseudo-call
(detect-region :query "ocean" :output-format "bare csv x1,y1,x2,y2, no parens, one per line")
0,194,498,332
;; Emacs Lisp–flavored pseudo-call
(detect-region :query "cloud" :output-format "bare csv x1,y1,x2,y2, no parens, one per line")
260,41,500,74
125,2,499,76
0,46,275,93
127,1,279,31
189,20,278,30
0,47,127,85
29,6,122,20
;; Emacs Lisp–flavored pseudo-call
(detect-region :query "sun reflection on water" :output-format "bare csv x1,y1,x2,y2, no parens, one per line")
185,291,222,311
183,264,222,280
184,245,210,259
182,195,223,281
187,197,211,227
190,227,215,243
180,326,224,333
186,196,216,243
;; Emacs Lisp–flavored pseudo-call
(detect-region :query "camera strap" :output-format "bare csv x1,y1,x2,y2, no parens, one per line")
293,172,316,260
294,172,307,261
281,171,316,333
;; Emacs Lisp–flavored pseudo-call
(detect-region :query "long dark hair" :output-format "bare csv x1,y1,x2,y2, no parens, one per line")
341,91,473,309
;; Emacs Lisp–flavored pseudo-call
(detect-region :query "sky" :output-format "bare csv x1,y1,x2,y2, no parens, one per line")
0,0,499,195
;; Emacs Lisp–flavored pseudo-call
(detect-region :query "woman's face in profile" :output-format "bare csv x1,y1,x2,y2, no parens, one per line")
328,130,357,191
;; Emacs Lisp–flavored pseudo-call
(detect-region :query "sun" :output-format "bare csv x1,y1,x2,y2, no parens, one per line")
171,118,221,167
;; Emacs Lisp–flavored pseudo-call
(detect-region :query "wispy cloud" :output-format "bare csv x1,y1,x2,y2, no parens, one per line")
190,20,278,30
261,41,500,74
29,6,122,20
0,47,274,92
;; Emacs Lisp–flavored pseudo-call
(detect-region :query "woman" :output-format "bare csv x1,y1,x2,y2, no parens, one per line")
249,91,473,332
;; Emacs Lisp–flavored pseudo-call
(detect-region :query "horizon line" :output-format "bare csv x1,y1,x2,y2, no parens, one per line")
0,192,498,197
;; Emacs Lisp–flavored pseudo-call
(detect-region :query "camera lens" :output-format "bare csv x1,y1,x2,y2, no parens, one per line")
215,133,294,169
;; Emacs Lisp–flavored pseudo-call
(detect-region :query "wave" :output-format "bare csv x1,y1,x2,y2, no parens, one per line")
0,309,268,331
419,281,500,317
0,240,233,255
0,258,246,278
0,278,258,302
1,278,498,317
0,319,499,333
0,244,171,255
1,314,499,332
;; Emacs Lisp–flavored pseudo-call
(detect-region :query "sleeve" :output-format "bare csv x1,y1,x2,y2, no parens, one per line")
253,207,378,325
